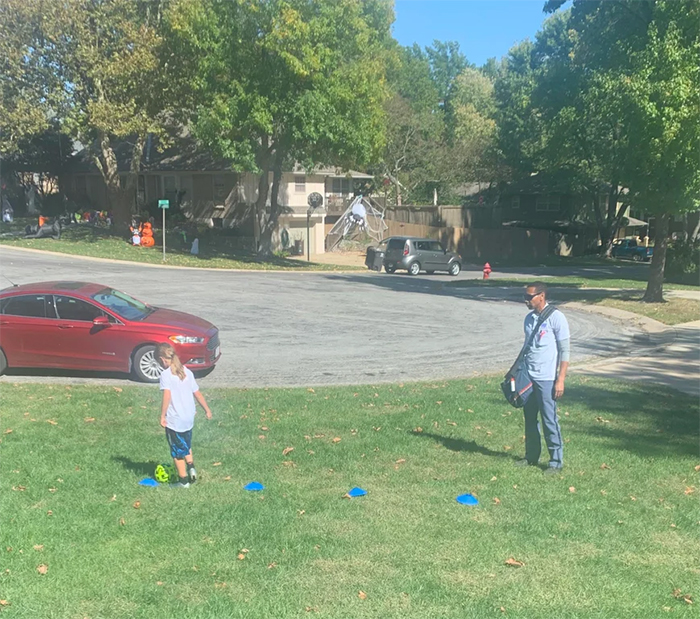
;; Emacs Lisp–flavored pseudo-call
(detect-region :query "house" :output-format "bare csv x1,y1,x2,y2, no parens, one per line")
62,137,373,254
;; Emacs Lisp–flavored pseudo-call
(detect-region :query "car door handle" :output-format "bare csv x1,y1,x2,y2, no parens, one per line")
58,324,73,329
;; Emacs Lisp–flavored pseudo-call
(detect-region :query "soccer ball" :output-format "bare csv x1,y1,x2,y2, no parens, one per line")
154,463,177,483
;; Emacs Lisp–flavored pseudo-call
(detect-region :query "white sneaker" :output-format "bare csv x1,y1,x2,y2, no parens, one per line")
171,481,190,488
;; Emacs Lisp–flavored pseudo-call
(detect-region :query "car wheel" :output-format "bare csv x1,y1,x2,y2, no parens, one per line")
385,265,396,274
448,262,461,276
408,261,421,276
132,345,162,383
0,348,7,375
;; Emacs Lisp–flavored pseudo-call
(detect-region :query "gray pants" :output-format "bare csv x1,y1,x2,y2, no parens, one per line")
523,379,563,468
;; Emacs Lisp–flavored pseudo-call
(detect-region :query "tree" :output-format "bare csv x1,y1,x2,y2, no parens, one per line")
4,0,170,226
165,0,394,254
545,0,700,301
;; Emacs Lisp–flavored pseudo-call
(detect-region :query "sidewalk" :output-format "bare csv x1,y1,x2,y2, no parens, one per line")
574,319,700,397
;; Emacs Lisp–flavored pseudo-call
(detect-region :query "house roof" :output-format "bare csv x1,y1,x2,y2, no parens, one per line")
67,136,373,179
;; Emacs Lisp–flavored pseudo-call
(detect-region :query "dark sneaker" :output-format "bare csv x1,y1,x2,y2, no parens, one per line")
514,458,536,467
188,467,197,483
171,481,190,488
543,467,562,476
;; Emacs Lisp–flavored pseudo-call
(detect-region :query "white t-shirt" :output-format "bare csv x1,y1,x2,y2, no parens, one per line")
159,365,200,432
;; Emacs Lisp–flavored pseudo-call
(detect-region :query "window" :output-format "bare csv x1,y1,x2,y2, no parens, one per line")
0,295,47,318
54,296,104,322
92,288,151,321
387,238,405,250
414,241,430,251
536,195,560,212
295,176,306,193
213,174,227,201
428,241,444,252
511,196,520,209
331,178,352,196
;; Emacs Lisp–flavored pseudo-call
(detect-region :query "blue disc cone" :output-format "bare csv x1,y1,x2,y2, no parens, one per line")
456,493,479,506
138,477,160,487
346,487,367,498
244,481,264,491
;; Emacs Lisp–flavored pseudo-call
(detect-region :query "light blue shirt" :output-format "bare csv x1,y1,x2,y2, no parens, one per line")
523,305,570,381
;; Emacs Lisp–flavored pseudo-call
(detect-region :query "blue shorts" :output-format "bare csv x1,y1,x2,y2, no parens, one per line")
166,428,193,459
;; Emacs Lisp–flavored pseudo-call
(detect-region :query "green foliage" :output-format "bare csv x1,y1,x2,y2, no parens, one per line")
666,240,700,280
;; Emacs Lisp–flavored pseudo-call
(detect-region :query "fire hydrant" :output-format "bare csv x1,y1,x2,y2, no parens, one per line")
483,262,492,280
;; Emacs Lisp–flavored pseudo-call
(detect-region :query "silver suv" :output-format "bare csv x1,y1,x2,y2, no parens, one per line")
381,237,462,276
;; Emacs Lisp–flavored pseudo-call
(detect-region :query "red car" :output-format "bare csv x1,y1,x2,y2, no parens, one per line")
0,281,220,382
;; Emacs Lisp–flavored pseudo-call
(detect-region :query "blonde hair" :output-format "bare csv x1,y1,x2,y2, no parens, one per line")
156,342,186,380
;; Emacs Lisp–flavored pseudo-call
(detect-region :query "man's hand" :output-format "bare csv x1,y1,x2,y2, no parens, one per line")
160,415,167,428
205,410,212,420
554,379,565,400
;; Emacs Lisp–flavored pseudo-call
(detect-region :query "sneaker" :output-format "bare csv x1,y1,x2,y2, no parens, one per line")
171,481,190,488
188,466,197,483
543,467,562,476
514,458,536,467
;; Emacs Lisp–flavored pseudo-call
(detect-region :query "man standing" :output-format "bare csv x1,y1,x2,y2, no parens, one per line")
516,283,570,475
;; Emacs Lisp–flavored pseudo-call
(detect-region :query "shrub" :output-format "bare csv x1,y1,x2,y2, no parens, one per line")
666,239,699,284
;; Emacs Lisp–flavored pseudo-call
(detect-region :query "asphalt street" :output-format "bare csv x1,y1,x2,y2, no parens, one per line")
0,247,652,388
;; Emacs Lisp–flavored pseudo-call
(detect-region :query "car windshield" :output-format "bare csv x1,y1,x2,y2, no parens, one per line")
91,288,153,321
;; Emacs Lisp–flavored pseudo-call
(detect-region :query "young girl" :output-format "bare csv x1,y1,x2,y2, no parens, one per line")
156,342,212,488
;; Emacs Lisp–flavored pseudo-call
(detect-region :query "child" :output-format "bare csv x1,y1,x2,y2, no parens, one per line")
156,342,212,488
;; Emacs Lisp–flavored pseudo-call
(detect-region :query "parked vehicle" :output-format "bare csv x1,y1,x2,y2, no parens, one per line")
381,237,462,276
611,238,653,262
0,281,220,382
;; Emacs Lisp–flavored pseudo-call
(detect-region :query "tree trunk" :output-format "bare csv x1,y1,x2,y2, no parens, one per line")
642,212,669,303
254,137,272,255
258,150,284,256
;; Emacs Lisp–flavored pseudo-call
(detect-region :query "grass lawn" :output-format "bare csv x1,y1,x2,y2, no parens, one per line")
449,276,699,292
596,297,700,325
1,377,697,619
0,223,362,272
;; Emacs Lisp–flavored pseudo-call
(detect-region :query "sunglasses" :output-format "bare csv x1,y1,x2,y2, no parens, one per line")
523,292,543,301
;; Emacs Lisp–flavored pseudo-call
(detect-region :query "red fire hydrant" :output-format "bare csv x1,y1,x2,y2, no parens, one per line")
483,262,492,280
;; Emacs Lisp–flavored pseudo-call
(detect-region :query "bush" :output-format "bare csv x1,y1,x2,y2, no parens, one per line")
666,239,700,284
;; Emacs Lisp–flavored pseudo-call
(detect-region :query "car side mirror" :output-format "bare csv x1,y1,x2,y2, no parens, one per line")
93,316,110,327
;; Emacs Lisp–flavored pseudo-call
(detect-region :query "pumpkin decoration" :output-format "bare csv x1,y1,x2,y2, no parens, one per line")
140,221,155,247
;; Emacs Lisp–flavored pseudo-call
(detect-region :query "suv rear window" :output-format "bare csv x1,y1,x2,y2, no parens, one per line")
387,239,406,250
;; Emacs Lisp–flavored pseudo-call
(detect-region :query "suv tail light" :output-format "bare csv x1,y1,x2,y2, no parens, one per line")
403,243,409,256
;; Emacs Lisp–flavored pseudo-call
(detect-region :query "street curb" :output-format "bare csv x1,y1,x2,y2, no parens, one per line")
0,245,365,275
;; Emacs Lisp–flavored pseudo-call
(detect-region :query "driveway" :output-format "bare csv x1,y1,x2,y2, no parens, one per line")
0,247,653,388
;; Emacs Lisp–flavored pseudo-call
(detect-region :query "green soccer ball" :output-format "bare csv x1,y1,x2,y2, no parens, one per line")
154,463,177,484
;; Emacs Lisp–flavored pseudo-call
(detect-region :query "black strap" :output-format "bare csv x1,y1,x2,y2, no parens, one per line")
507,305,557,375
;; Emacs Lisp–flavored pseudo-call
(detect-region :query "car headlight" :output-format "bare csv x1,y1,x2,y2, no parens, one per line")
169,335,205,344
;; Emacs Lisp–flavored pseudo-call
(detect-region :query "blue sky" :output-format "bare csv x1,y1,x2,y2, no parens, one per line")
392,0,550,66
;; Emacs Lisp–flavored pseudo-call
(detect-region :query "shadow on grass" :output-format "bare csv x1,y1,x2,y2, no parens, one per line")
410,430,517,459
112,456,158,477
565,382,699,458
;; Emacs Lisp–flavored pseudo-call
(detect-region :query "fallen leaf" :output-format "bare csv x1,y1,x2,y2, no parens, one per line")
504,558,524,568
37,564,48,575
313,434,325,438
569,487,576,493
119,518,125,526
500,608,506,613
307,388,315,393
684,487,695,495
46,511,52,516
156,581,164,586
261,426,269,431
436,401,443,405
673,589,693,604
237,553,246,560
268,562,277,569
305,606,318,613
630,496,637,501
12,485,26,491
447,421,456,426
0,600,9,607
133,501,141,509
33,545,43,551
297,510,305,516
48,487,57,493
503,445,512,451
46,420,58,426
600,463,610,470
282,447,294,456
395,458,406,464
110,494,117,502
84,417,95,423
493,497,501,505
212,462,222,467
258,435,266,440
594,416,610,424
600,490,607,495
282,460,296,467
413,427,423,433
358,591,367,600
491,476,498,481
3,429,12,434
113,387,123,393
223,476,231,481
331,437,341,443
695,464,700,472
467,409,474,413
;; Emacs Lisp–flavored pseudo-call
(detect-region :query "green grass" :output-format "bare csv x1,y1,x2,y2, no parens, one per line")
450,276,699,292
596,297,700,325
1,378,698,619
0,223,361,271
